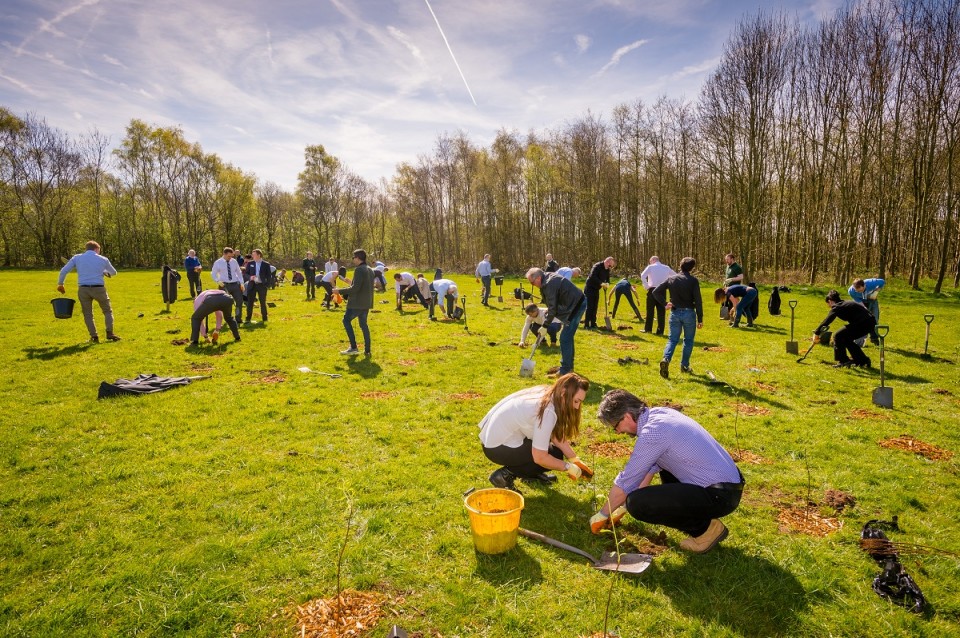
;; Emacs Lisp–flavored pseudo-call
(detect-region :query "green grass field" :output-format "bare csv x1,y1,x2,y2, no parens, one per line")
2,270,959,637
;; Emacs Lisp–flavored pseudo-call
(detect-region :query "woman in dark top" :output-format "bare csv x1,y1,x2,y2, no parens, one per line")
814,290,876,368
714,284,758,328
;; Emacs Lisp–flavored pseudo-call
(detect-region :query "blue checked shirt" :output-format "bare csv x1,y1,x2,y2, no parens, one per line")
614,407,740,492
58,250,117,286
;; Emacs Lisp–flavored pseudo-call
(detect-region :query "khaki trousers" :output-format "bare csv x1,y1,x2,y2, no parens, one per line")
78,286,114,338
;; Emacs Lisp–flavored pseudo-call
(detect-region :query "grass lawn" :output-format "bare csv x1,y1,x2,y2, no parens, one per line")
1,269,959,637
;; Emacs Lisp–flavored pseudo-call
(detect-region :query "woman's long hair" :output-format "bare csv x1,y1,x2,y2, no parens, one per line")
537,373,590,442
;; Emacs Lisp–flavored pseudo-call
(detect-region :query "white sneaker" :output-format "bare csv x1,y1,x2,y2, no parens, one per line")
340,347,360,355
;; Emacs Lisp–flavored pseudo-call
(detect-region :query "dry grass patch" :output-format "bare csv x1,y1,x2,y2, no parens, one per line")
450,392,483,400
613,343,638,350
728,449,770,465
703,346,730,352
730,403,772,416
360,391,394,399
396,359,417,367
879,435,953,461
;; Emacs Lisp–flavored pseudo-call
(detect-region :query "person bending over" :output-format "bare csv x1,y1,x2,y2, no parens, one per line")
714,284,758,328
814,290,876,368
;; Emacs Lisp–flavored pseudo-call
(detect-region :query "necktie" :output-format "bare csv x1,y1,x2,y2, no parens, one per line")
227,260,233,281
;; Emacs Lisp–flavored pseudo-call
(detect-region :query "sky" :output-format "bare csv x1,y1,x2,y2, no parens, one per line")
0,0,843,190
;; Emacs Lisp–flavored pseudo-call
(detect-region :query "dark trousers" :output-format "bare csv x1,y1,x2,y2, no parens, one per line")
400,284,429,308
343,308,371,353
245,282,268,321
834,318,876,364
625,470,743,538
222,282,244,322
187,271,202,298
319,280,334,306
482,439,563,479
583,285,601,328
612,290,642,320
191,295,240,342
305,273,316,299
645,288,666,334
480,275,492,305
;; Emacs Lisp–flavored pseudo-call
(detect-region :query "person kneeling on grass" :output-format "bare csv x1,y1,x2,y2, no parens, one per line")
590,389,743,554
519,303,562,347
478,373,595,491
190,289,241,346
814,289,876,368
714,284,758,328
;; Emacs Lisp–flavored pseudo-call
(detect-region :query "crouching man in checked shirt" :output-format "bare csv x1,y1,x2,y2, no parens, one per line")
590,389,743,553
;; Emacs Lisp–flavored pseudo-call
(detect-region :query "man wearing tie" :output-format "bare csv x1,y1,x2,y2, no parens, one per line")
210,247,244,323
244,249,273,322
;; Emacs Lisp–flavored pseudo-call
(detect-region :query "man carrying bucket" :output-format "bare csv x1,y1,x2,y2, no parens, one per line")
57,240,120,343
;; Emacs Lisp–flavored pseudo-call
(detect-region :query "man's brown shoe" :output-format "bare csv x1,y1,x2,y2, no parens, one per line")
106,333,121,341
679,519,728,553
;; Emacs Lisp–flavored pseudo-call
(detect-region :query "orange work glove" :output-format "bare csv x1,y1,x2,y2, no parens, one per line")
568,456,594,478
589,506,628,534
564,461,582,481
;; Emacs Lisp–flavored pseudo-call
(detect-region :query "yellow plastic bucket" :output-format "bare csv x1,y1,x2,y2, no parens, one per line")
464,488,524,554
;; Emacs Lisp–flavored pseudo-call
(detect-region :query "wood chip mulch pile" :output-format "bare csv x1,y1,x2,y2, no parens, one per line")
450,392,483,400
879,435,954,461
730,403,772,416
588,441,634,458
777,506,843,537
294,589,400,638
753,381,777,393
824,489,856,512
727,449,770,465
849,408,889,420
360,391,394,399
613,343,638,350
396,359,418,367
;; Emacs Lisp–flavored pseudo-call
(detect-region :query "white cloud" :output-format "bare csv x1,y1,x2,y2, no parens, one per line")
575,34,591,53
596,39,649,76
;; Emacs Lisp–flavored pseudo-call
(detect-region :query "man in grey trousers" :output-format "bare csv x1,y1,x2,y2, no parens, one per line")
57,240,120,343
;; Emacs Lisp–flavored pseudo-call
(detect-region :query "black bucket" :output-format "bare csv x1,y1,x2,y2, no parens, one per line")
819,330,832,346
495,276,504,286
51,297,76,319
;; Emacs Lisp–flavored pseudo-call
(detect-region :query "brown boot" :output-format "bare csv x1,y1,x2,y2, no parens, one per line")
679,519,728,553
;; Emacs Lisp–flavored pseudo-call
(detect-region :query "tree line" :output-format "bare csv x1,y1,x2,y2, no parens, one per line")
1,0,957,291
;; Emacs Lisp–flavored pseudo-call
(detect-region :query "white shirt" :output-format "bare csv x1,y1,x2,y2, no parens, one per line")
432,278,458,300
321,270,347,284
475,259,493,277
520,307,562,343
324,260,338,273
417,277,431,299
640,261,677,290
394,272,416,294
374,261,386,273
478,386,558,450
556,267,574,280
210,257,243,284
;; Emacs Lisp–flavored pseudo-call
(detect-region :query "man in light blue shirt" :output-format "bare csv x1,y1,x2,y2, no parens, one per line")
556,266,581,280
57,240,120,342
849,277,884,344
475,254,494,306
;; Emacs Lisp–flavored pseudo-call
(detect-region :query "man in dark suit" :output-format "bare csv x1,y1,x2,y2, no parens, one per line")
244,249,273,322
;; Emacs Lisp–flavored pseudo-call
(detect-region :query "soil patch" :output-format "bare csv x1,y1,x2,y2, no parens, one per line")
933,388,952,396
703,346,730,352
753,381,777,393
189,363,214,373
247,368,285,384
294,589,397,638
396,359,417,367
824,489,856,512
360,391,394,399
777,506,843,537
849,408,889,420
727,449,770,465
409,345,457,353
616,324,633,331
613,343,638,350
588,441,633,458
730,403,771,416
450,392,483,400
171,338,191,346
620,529,669,556
879,435,954,461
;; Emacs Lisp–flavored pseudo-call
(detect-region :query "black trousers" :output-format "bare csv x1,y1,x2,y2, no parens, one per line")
191,295,240,342
834,318,876,364
645,288,666,334
245,282,268,321
319,280,334,306
583,285,601,328
222,282,244,322
624,470,743,537
612,290,642,320
400,284,429,307
482,439,563,478
305,273,316,299
187,271,202,297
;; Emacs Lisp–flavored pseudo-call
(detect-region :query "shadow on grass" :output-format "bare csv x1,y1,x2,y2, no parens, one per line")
346,356,382,378
887,347,954,365
691,375,792,410
749,324,787,335
240,321,268,331
473,545,543,586
655,546,807,637
23,342,94,360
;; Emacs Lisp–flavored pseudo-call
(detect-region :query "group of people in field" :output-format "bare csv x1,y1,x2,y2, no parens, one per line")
56,239,887,556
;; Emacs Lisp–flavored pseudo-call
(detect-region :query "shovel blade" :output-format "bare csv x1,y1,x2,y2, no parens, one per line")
605,317,612,331
519,359,535,377
594,551,652,574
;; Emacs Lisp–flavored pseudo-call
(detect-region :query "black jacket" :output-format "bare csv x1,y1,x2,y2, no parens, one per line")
816,301,875,334
653,272,703,323
540,273,585,325
585,261,611,290
245,260,273,286
545,259,559,273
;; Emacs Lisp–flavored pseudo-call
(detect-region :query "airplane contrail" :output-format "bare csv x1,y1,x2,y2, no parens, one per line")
423,0,477,106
